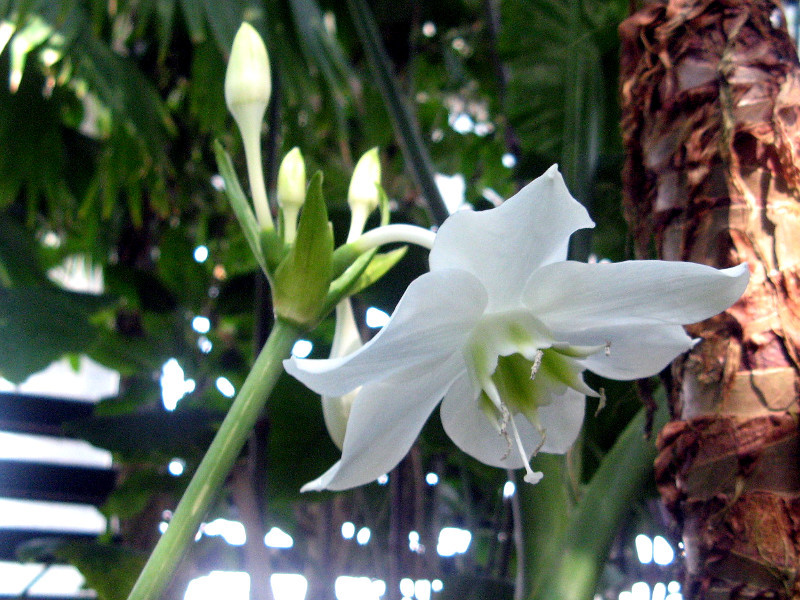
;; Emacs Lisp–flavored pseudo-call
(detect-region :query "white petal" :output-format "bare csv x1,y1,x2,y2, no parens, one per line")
430,166,594,311
536,388,586,454
525,261,749,330
285,269,486,396
557,323,694,380
301,352,466,491
440,373,544,468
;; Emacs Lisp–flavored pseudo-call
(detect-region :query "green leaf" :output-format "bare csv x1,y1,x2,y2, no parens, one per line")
0,214,47,287
214,141,268,274
64,409,223,462
272,171,334,328
55,541,148,600
0,287,112,383
346,0,449,225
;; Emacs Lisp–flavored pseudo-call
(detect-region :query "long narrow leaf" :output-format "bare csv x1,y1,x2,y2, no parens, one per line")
345,0,449,225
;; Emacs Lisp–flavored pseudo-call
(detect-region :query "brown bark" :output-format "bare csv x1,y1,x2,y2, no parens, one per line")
619,1,800,597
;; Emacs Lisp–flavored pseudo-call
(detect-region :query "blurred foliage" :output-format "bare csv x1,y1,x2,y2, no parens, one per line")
0,0,681,599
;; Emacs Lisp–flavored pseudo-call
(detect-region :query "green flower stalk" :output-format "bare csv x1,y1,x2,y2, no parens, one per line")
225,22,274,230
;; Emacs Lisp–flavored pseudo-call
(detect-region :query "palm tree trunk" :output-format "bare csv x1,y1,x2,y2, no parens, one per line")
619,0,800,597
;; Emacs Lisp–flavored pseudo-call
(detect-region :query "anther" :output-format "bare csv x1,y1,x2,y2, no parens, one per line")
530,350,544,379
604,341,611,356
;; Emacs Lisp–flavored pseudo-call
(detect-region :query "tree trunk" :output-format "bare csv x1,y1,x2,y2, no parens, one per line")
619,1,800,597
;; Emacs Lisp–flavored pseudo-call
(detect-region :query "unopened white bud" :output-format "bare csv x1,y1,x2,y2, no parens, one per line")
277,148,307,243
225,23,271,127
225,23,274,230
347,148,381,242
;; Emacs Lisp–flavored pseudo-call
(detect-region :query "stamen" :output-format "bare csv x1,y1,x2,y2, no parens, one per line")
530,350,544,380
594,387,607,416
507,415,543,484
499,402,512,460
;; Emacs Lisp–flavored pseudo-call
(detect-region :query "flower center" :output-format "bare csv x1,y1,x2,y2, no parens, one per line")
465,311,604,484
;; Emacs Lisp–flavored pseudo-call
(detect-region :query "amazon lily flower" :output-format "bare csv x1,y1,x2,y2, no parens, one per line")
284,166,749,491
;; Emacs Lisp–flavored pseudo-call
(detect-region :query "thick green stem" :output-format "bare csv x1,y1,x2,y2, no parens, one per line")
126,319,302,600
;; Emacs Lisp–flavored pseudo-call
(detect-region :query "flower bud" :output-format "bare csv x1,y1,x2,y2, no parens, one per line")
224,22,274,230
346,148,381,242
277,148,306,210
277,148,307,243
225,23,271,130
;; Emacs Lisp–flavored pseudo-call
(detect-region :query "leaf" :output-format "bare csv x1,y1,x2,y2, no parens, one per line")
55,541,147,600
0,287,112,382
64,409,223,462
214,141,268,274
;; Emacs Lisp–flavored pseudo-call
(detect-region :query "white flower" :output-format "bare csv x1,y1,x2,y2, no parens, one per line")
284,165,749,491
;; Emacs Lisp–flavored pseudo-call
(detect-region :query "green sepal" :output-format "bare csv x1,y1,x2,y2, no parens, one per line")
213,141,267,275
321,246,407,317
331,242,362,279
378,185,390,227
350,245,406,295
321,248,377,317
260,228,288,274
273,171,334,328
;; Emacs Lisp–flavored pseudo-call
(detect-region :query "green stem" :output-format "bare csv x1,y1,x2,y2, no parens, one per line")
126,319,302,600
523,390,670,600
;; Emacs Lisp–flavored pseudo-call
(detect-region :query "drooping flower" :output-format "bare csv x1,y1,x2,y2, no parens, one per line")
284,166,750,491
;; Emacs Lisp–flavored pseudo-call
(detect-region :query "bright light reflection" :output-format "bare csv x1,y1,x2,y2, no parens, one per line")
198,336,213,353
271,573,308,600
435,172,467,214
432,579,443,592
652,582,667,600
185,571,249,600
341,522,355,539
366,307,391,329
422,21,436,37
653,535,675,565
264,527,294,548
451,113,474,134
168,458,185,476
437,527,471,557
0,431,111,467
665,594,683,600
192,316,211,334
216,376,236,398
399,578,415,597
161,358,195,410
635,533,653,564
377,474,389,485
202,519,246,546
0,562,86,596
631,582,650,600
503,481,516,498
415,579,431,600
619,592,632,600
668,581,681,594
425,472,439,485
356,527,371,545
0,498,105,532
194,245,209,263
502,153,517,168
335,576,384,600
292,339,313,358
409,531,421,552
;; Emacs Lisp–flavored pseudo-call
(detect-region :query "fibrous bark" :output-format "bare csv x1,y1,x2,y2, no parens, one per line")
619,1,800,597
